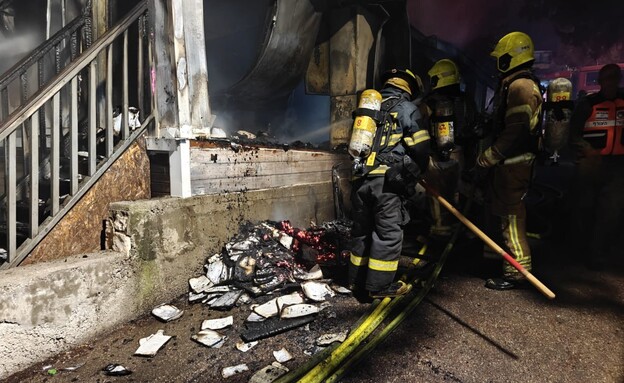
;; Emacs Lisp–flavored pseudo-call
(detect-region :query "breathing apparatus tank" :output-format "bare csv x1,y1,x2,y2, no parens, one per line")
432,98,455,161
544,77,573,162
349,89,382,174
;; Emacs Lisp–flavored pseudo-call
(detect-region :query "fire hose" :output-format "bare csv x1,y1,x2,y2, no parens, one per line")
325,200,465,383
283,191,472,383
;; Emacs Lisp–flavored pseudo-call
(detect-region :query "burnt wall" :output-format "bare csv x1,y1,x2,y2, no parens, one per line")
22,138,151,265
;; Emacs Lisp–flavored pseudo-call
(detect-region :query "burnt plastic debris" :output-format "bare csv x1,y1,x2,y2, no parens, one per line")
188,220,352,310
241,316,316,342
103,364,133,376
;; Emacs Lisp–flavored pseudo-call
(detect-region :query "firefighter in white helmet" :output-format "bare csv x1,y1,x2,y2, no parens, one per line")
347,69,431,299
477,31,543,290
421,59,479,237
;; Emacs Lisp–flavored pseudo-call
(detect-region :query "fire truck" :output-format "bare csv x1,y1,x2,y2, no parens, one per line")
539,63,624,99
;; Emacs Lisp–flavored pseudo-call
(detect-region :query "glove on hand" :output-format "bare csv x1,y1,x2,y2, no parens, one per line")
476,147,502,168
384,156,422,197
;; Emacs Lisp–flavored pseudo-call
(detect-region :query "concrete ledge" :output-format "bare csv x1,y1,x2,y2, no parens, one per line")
0,251,135,378
0,181,336,378
107,181,336,309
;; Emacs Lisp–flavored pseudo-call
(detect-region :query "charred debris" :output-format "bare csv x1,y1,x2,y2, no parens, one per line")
188,220,351,319
146,220,353,358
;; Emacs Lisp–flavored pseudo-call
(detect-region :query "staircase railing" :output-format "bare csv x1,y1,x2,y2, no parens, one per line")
0,2,92,120
0,1,152,269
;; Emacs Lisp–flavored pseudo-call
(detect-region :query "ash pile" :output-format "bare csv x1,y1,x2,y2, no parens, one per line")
188,220,352,342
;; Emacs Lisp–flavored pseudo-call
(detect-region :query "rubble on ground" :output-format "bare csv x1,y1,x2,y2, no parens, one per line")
124,219,352,380
182,219,351,378
134,330,172,357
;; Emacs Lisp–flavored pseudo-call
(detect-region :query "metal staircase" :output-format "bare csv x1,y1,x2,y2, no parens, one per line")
0,1,153,269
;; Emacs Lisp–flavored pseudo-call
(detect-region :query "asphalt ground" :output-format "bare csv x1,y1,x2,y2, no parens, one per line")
5,239,623,383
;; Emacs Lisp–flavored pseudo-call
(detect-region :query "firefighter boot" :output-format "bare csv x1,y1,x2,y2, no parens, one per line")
369,280,412,299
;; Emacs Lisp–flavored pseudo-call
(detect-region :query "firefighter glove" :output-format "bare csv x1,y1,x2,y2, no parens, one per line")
477,147,502,168
384,156,420,197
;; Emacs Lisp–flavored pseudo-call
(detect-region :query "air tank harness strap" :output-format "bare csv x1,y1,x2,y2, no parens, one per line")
353,108,383,123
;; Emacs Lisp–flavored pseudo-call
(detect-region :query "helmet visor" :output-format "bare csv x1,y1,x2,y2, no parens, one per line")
430,75,440,89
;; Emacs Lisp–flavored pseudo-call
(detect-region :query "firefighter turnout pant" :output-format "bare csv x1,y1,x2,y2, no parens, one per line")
424,157,460,237
348,176,408,292
488,162,532,280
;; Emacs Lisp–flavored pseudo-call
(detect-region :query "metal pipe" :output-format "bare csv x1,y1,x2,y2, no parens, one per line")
7,131,17,262
137,15,144,115
51,93,60,216
88,60,97,175
70,77,78,195
29,112,39,237
106,44,113,157
123,30,129,139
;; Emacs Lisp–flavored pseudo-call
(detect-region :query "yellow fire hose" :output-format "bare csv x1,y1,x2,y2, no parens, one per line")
291,185,465,382
296,294,405,383
273,299,382,383
326,213,463,382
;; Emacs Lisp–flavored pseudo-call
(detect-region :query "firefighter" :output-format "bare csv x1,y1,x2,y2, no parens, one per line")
477,32,543,290
348,68,431,299
569,63,624,269
422,59,479,237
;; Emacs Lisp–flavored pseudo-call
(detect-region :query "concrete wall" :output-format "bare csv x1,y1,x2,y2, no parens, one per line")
0,181,336,378
107,181,336,305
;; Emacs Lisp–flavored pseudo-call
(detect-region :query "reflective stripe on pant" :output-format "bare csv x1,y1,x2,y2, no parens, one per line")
486,162,532,280
501,215,532,279
348,176,406,291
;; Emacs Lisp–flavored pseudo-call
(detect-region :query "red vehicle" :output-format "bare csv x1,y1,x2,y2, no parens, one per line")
574,63,624,95
538,63,624,98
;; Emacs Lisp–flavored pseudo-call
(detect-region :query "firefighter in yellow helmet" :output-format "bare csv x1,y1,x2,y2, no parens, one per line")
421,59,479,237
477,32,543,290
348,69,431,299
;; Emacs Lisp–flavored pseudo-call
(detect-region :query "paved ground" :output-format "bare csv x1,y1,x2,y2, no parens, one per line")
4,244,623,383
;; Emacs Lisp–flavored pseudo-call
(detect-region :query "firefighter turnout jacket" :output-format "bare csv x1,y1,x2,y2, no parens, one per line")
480,69,542,279
479,70,543,166
362,87,431,177
348,85,430,292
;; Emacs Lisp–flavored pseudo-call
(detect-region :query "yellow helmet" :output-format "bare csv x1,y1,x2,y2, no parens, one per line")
382,69,423,99
428,59,460,90
490,31,534,73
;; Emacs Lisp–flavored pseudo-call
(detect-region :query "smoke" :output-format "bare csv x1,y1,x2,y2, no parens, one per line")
406,0,624,69
0,31,41,73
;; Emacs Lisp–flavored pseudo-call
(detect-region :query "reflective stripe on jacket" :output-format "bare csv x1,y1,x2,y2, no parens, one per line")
582,97,624,155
